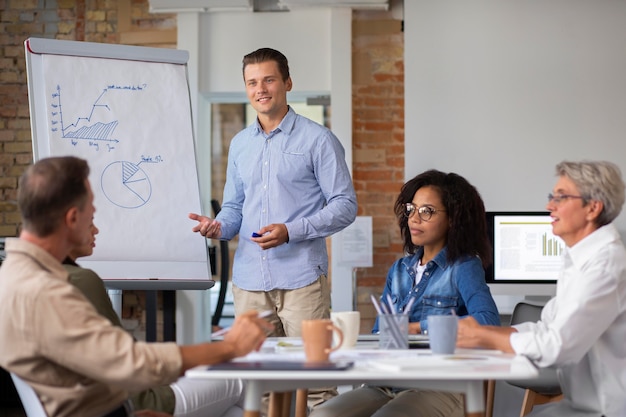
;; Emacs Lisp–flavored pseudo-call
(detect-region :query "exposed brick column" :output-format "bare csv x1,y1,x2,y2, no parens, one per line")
75,0,86,41
352,17,405,331
0,0,174,236
0,0,51,236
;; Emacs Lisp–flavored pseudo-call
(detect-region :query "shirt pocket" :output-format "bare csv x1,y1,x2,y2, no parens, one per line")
421,295,458,317
276,151,314,185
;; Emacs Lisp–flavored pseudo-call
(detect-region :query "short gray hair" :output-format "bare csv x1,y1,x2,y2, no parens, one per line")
556,160,625,226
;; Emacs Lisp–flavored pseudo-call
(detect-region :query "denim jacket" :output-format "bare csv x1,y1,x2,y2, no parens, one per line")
372,247,500,333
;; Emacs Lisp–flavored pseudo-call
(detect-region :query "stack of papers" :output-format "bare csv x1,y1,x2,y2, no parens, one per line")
366,353,509,372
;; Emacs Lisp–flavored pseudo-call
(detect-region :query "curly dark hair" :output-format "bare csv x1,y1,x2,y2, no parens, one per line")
394,169,492,268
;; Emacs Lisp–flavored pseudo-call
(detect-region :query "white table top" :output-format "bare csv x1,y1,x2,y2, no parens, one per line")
186,339,537,383
185,339,537,416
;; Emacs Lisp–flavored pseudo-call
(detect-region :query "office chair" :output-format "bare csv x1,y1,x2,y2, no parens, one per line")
486,301,563,417
10,372,48,417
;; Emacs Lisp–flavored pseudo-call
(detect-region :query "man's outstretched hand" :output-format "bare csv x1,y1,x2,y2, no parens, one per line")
189,212,222,239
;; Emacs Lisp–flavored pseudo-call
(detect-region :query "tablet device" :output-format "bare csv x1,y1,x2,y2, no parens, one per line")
207,361,354,371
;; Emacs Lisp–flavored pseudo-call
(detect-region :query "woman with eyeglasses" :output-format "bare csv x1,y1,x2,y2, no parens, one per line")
458,160,626,417
309,169,500,417
376,169,501,335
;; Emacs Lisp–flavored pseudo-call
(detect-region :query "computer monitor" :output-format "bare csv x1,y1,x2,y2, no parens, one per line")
485,212,563,296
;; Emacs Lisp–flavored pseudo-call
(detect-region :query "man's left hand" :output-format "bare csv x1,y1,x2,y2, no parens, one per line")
251,224,289,249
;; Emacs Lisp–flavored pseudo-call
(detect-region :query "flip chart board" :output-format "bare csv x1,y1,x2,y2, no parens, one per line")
24,37,210,282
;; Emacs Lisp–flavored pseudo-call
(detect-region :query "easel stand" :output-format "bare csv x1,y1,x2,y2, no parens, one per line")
105,279,215,342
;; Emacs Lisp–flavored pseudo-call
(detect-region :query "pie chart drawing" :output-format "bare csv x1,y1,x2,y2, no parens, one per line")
101,161,152,208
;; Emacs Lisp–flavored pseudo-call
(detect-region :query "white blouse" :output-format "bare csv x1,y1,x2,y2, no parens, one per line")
510,223,626,416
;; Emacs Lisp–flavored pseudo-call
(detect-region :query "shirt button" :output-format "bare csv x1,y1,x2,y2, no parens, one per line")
437,301,441,305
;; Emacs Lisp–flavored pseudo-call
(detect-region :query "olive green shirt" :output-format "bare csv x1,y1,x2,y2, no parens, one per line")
64,262,176,414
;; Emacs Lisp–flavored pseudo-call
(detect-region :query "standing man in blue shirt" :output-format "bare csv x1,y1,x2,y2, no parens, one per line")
189,47,357,338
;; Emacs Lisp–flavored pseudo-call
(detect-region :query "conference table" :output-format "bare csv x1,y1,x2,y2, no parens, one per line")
186,337,538,417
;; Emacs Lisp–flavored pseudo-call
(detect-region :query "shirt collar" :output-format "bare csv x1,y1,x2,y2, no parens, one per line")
403,246,450,270
5,238,69,281
430,247,450,269
252,105,296,136
568,223,620,270
63,257,79,267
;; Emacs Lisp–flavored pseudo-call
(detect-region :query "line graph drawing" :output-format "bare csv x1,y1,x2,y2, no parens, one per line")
49,83,147,146
100,155,163,209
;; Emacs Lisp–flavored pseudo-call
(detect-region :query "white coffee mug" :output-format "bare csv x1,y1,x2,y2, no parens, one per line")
330,311,360,349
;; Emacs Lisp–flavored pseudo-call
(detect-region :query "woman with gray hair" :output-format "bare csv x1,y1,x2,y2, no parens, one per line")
554,160,625,228
457,160,626,417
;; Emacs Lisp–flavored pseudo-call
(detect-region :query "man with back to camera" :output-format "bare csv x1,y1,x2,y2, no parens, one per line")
457,160,626,417
189,47,357,338
64,222,248,417
0,156,273,417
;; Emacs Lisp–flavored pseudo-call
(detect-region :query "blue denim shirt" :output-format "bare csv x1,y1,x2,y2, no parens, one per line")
373,247,500,333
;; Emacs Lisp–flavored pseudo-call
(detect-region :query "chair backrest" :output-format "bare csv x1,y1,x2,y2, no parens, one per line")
510,301,544,325
10,373,48,417
507,301,562,396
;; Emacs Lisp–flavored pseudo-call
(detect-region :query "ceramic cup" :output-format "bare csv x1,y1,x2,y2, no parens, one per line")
301,319,344,362
427,314,458,355
330,311,360,349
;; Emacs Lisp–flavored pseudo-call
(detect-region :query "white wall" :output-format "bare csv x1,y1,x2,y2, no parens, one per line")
405,2,626,414
405,0,626,235
199,10,332,93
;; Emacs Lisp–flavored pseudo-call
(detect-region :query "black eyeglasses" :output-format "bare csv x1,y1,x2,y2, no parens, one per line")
403,203,446,221
547,193,586,204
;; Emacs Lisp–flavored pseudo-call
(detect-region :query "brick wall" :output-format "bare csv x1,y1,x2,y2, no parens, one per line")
0,0,405,335
0,0,176,340
0,0,175,238
352,16,405,331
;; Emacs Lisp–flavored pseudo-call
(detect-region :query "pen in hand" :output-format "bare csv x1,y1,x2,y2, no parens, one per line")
211,310,273,338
